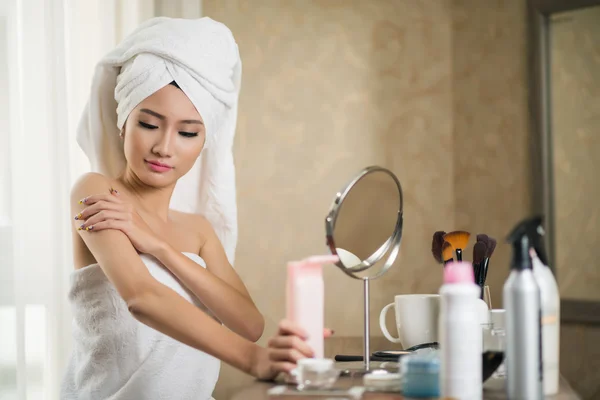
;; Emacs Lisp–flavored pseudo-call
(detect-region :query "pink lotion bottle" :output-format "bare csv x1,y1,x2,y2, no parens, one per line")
286,255,339,358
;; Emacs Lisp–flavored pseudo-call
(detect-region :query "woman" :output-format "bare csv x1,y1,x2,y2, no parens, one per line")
62,17,313,400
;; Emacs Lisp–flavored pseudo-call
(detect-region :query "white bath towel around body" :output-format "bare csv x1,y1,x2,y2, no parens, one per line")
61,253,220,400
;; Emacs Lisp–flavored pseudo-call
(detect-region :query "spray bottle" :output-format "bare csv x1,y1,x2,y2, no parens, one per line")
504,220,543,400
527,216,560,395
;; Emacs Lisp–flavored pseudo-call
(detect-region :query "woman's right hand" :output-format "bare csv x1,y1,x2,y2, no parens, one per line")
251,320,315,380
76,189,166,256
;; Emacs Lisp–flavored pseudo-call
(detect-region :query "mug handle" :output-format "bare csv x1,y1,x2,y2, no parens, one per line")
379,302,402,343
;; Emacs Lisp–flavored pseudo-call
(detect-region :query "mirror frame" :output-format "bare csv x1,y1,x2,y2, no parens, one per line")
325,165,403,279
529,0,600,324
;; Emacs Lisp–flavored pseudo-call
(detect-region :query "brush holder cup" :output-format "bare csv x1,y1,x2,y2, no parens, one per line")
482,285,492,309
325,166,404,372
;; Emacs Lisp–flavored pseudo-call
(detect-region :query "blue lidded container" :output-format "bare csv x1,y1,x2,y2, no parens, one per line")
401,351,440,398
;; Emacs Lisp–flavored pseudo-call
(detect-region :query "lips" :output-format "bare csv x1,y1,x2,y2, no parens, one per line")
146,160,171,168
145,160,173,173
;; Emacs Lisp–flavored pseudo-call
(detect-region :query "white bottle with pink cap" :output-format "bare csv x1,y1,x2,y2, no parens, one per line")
439,261,482,400
286,255,339,358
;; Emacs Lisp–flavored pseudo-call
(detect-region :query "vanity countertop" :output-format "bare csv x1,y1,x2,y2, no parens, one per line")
230,368,581,400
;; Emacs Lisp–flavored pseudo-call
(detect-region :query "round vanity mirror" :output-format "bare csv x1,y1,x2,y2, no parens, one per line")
326,166,403,277
325,166,404,371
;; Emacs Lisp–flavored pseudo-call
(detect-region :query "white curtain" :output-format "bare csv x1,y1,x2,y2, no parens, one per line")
0,1,202,399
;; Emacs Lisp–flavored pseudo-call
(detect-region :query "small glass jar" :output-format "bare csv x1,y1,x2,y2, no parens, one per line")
294,358,340,391
482,322,494,352
363,370,402,392
400,352,440,398
490,309,506,378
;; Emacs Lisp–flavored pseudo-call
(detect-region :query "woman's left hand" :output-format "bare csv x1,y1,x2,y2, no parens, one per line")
252,320,336,380
75,189,165,255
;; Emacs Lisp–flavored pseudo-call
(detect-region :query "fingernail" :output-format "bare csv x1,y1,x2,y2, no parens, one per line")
85,226,93,231
74,213,82,220
79,224,85,230
110,188,118,195
78,197,87,204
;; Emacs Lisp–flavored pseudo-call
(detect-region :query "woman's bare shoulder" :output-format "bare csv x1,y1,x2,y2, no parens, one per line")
169,210,212,230
168,210,214,253
70,172,116,200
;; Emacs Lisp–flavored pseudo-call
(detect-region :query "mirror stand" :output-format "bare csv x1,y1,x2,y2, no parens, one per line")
362,277,371,370
325,166,404,373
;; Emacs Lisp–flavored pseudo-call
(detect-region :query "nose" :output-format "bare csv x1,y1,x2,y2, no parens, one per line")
152,129,175,158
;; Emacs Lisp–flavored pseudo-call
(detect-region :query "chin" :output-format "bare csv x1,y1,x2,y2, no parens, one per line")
136,168,177,188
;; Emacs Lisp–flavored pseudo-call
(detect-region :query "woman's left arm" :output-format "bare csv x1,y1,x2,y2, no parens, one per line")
153,218,265,342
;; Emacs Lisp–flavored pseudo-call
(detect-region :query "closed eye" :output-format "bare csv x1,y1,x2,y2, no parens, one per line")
138,121,158,130
139,121,198,138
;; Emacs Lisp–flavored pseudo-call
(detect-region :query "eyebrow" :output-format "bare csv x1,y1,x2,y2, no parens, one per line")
140,108,204,125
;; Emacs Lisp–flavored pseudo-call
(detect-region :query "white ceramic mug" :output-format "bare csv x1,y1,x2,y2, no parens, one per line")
379,294,440,349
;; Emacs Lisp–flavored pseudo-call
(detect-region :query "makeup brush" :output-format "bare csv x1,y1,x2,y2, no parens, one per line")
475,233,490,283
443,231,471,261
473,240,487,298
442,241,454,266
476,233,489,245
482,237,497,285
431,231,446,264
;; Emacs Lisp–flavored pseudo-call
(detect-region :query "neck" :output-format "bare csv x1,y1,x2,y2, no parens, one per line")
118,168,174,221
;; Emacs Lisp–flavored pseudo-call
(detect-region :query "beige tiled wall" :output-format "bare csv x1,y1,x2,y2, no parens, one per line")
451,0,532,308
201,1,598,398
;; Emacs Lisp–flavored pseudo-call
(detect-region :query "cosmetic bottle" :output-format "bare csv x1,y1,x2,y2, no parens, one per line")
526,216,560,395
439,261,482,400
504,222,543,400
286,255,338,358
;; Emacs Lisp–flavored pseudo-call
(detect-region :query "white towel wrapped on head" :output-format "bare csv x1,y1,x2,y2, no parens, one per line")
77,16,241,264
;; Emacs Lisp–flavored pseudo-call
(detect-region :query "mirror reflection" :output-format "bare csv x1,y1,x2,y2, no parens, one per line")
332,169,401,270
550,5,600,301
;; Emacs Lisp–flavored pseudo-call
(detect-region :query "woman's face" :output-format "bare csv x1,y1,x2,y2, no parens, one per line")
122,84,206,187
